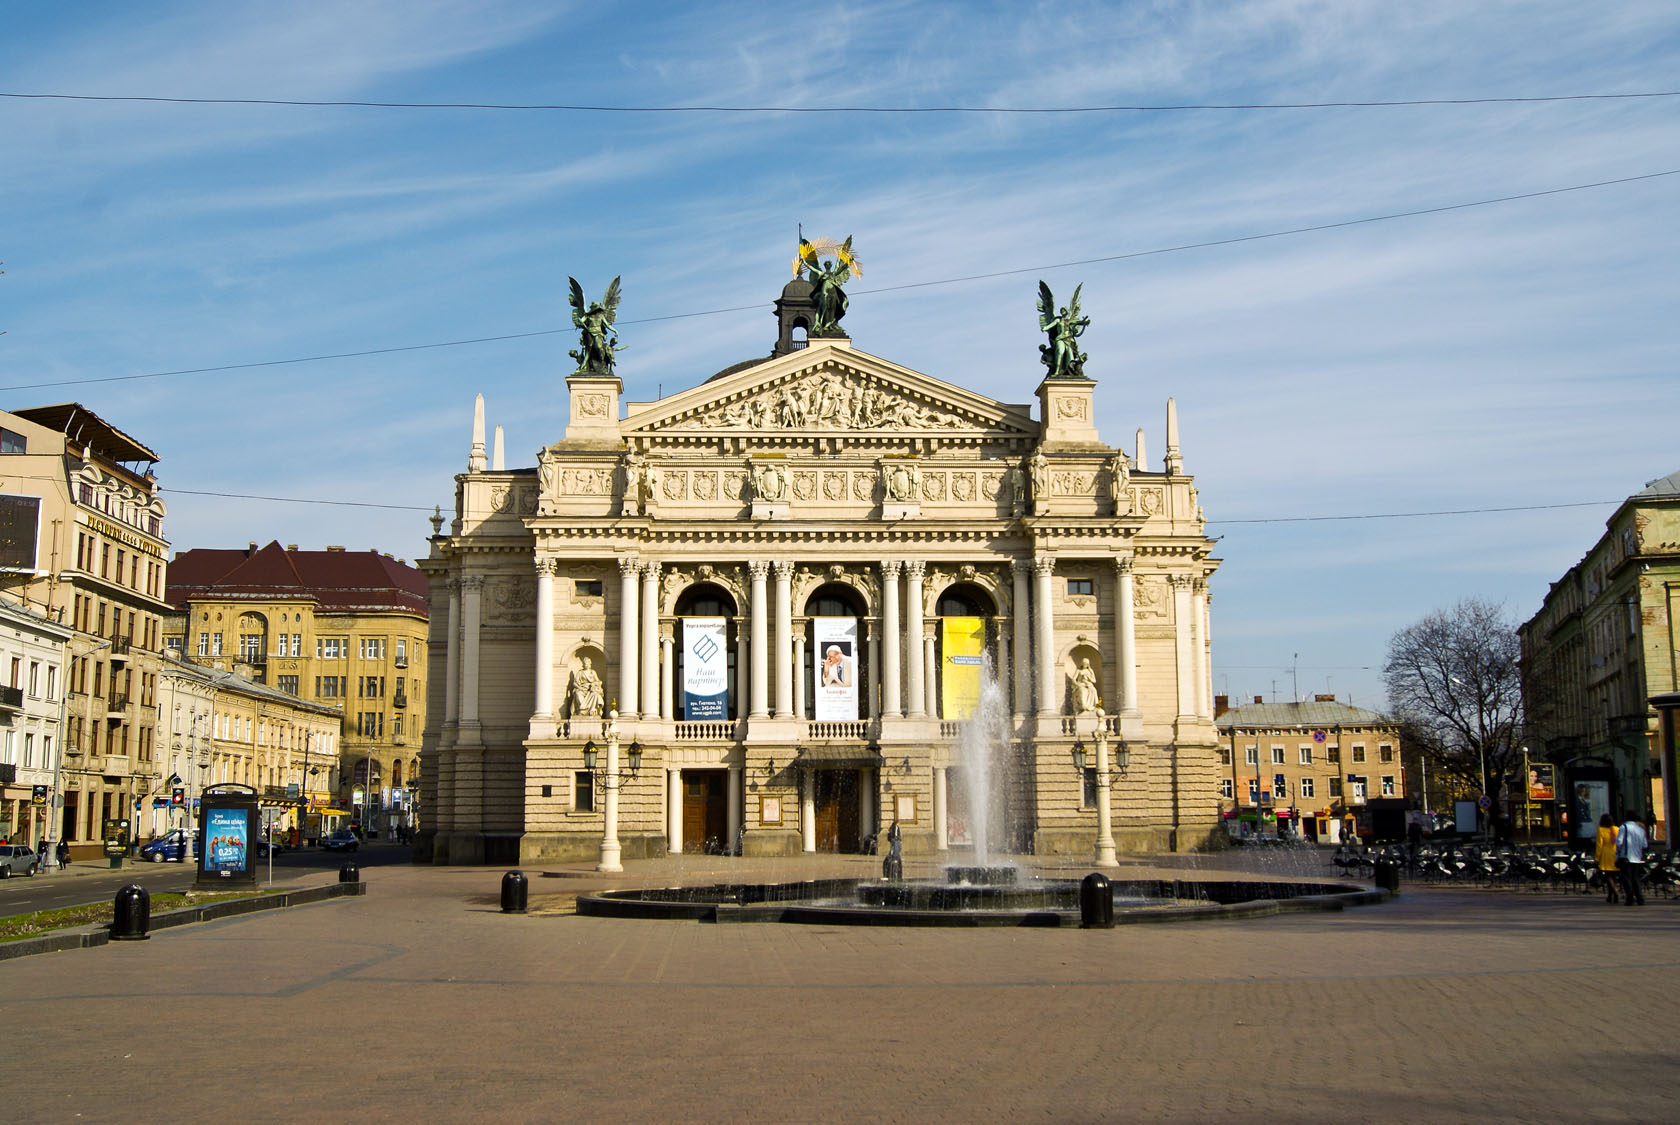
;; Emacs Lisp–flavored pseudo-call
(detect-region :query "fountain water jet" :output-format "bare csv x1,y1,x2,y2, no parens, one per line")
952,658,1013,867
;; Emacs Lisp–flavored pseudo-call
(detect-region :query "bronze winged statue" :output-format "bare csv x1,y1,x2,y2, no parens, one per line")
797,236,860,336
568,276,621,374
1037,280,1090,380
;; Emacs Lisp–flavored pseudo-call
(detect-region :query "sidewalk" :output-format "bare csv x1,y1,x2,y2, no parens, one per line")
7,850,1680,1121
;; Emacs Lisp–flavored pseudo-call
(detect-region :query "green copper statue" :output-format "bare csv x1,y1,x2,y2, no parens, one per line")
796,236,861,336
1036,280,1090,380
568,276,621,374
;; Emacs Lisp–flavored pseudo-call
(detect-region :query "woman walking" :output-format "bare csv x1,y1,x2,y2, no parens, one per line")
1594,812,1620,903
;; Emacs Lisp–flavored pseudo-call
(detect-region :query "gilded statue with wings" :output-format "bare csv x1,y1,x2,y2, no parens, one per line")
568,276,621,374
795,236,861,336
1036,280,1090,380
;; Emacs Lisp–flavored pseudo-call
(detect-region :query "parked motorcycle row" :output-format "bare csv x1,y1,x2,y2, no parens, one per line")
1332,841,1680,895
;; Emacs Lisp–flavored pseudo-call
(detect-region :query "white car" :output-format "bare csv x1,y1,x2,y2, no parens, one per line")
0,843,41,876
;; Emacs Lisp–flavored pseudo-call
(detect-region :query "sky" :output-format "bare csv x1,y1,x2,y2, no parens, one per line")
2,1,1677,712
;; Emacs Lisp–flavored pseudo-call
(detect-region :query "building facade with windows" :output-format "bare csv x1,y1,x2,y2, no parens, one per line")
1520,468,1680,842
163,543,428,839
0,404,171,858
0,597,72,848
420,275,1223,865
1214,695,1406,843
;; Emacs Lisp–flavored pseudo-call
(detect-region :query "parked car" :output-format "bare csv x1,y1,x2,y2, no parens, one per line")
0,843,42,876
139,830,190,863
256,838,286,858
321,828,360,852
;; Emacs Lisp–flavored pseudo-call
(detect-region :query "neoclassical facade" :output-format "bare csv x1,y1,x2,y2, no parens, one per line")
419,280,1222,865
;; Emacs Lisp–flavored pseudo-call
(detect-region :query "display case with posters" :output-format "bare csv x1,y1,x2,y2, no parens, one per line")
195,783,259,887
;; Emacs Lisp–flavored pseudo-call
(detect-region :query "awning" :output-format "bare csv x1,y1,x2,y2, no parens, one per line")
310,806,351,817
794,746,882,763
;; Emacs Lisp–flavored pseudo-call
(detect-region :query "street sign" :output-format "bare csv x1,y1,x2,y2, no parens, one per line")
1478,794,1492,810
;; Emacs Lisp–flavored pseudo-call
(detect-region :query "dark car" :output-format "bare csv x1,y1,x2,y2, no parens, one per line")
256,838,286,858
321,828,360,852
139,830,190,863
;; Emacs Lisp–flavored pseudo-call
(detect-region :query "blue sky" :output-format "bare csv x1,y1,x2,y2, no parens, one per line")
3,1,1677,710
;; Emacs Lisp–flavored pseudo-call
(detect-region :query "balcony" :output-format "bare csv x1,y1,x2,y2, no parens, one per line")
392,692,407,710
0,685,22,712
105,692,129,719
394,655,408,669
108,636,132,660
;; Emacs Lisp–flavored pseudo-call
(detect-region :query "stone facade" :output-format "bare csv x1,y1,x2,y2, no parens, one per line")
420,287,1221,866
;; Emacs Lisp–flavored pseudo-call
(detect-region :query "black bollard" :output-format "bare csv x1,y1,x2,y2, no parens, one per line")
501,870,529,914
1373,858,1400,894
882,854,903,882
1079,872,1114,929
111,884,151,941
338,862,360,884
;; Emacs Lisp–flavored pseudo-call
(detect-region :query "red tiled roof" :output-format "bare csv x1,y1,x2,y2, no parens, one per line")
166,541,427,616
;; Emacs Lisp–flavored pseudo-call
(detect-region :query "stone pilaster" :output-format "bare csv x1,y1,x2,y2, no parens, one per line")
641,561,660,720
1012,559,1031,717
748,560,769,718
1033,557,1056,717
773,560,794,718
881,561,902,717
617,557,640,718
905,560,926,718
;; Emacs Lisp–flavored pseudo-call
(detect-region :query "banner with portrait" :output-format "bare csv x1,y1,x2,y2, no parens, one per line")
813,617,858,721
940,616,986,720
682,618,729,720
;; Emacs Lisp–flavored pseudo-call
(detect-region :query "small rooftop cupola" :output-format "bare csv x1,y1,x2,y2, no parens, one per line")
772,276,817,356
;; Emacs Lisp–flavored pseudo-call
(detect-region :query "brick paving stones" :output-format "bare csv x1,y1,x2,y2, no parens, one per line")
7,851,1679,1122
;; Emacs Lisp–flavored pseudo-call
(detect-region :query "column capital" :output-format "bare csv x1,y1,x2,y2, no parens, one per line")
1194,577,1209,595
642,559,660,580
460,574,486,592
618,556,640,579
1012,557,1031,577
881,560,902,579
904,560,926,580
748,559,770,581
772,560,795,580
1169,572,1194,590
1033,556,1055,578
1114,556,1135,576
534,557,558,578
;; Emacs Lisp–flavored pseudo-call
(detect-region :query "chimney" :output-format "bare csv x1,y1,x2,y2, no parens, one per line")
1214,694,1230,718
247,541,258,554
286,544,298,552
1314,694,1336,703
1253,695,1264,704
326,545,346,552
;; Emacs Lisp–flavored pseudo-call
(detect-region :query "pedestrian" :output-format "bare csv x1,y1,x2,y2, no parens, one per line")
56,839,70,871
1594,813,1620,904
1617,812,1648,907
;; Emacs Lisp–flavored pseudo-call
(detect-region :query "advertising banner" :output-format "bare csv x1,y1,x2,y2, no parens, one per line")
940,616,986,720
1572,779,1610,840
201,806,251,876
813,617,858,721
1527,763,1556,802
682,618,729,720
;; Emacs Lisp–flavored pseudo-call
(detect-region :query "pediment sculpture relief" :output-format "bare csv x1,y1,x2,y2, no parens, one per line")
690,372,971,432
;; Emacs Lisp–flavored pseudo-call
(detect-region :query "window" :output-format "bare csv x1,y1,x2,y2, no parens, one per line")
239,633,263,661
392,715,403,737
1299,777,1315,799
575,580,602,598
1379,744,1394,764
1352,744,1366,764
360,638,387,660
1247,778,1259,803
1218,746,1231,765
318,637,346,659
357,712,384,738
24,732,36,767
1270,746,1284,765
396,639,407,665
0,427,25,453
1329,777,1343,798
1272,776,1287,799
165,635,183,655
1082,767,1098,808
45,665,56,701
360,676,385,698
28,661,39,696
1327,746,1340,764
574,772,595,812
211,634,223,657
1299,745,1313,765
1244,746,1258,766
1220,779,1234,799
1067,578,1094,597
1350,777,1368,800
1381,776,1396,796
291,633,302,657
277,675,299,695
316,676,343,699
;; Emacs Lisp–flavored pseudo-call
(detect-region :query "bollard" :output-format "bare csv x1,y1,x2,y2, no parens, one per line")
111,884,151,941
338,862,360,884
1079,872,1114,929
501,870,529,914
1373,859,1400,894
882,854,903,882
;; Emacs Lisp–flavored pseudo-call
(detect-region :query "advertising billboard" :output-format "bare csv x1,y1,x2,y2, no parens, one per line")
940,616,986,720
201,806,252,877
1527,763,1556,802
682,618,729,720
813,617,858,721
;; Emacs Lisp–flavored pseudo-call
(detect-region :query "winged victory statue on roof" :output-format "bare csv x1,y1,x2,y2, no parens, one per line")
568,276,622,375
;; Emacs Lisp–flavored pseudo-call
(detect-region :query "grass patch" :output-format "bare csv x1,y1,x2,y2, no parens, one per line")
0,889,285,943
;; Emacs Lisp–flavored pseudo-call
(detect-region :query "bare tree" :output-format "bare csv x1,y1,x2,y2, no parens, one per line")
1382,598,1525,805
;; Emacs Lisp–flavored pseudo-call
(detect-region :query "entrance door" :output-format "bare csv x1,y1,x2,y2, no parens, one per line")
682,771,728,853
813,770,861,853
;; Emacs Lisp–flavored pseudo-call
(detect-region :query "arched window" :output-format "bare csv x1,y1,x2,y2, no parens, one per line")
674,583,740,720
804,583,868,719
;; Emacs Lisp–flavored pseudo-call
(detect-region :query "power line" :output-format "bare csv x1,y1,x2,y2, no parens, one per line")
4,90,1677,113
1209,499,1617,526
3,166,1673,394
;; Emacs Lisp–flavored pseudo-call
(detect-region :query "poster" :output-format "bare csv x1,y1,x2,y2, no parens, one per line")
813,617,858,721
1573,779,1610,840
1528,763,1556,802
682,617,729,720
201,807,250,876
940,616,985,720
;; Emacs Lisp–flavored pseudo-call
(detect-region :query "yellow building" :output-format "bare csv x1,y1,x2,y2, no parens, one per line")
163,542,428,839
0,404,171,858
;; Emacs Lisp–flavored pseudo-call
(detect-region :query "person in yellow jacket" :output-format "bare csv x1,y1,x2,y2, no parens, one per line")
1594,812,1620,904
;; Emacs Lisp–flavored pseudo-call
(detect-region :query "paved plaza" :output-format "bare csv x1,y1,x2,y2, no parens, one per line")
8,850,1680,1122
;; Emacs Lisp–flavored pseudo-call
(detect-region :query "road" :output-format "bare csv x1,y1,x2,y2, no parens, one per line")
0,839,412,915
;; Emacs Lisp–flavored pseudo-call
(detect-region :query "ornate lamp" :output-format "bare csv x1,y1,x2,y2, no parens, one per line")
1071,739,1088,773
582,739,598,772
626,740,643,776
1115,742,1130,773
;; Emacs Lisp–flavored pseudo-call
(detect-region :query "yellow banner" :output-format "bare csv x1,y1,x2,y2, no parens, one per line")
940,617,986,720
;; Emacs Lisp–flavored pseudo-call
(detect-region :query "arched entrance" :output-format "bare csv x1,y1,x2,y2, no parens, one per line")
672,583,738,852
935,583,998,720
803,582,870,853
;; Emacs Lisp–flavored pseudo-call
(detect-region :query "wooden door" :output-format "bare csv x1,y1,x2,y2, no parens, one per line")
814,770,861,853
683,772,728,853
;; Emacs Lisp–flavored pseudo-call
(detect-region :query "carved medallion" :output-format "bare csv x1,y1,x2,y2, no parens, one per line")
722,472,746,500
851,474,873,501
952,473,975,502
1140,488,1163,515
578,394,609,418
662,471,688,500
1057,397,1088,420
823,472,845,501
792,471,817,501
921,473,945,501
692,472,716,500
981,472,1002,499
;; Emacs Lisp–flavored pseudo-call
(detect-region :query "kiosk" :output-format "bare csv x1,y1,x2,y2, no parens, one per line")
195,783,260,888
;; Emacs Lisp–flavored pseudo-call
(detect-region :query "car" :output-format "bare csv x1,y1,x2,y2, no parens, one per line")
320,828,359,852
139,829,191,863
0,843,42,876
256,838,286,858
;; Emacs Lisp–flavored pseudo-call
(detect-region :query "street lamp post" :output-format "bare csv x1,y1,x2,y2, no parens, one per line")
1071,708,1120,868
582,711,644,874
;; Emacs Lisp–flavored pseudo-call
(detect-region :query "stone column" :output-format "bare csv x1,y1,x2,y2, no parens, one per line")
725,772,739,859
995,626,1010,714
444,580,461,729
1011,560,1031,717
660,627,674,721
735,634,749,723
923,625,938,719
1196,579,1213,720
748,560,769,719
616,559,640,718
800,767,816,853
533,560,554,722
1114,558,1140,720
793,630,807,721
881,562,902,717
667,767,683,854
934,766,949,850
1171,575,1196,722
727,765,742,853
459,575,484,743
865,622,880,720
641,562,660,721
905,561,926,718
1033,557,1056,716
773,561,794,718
